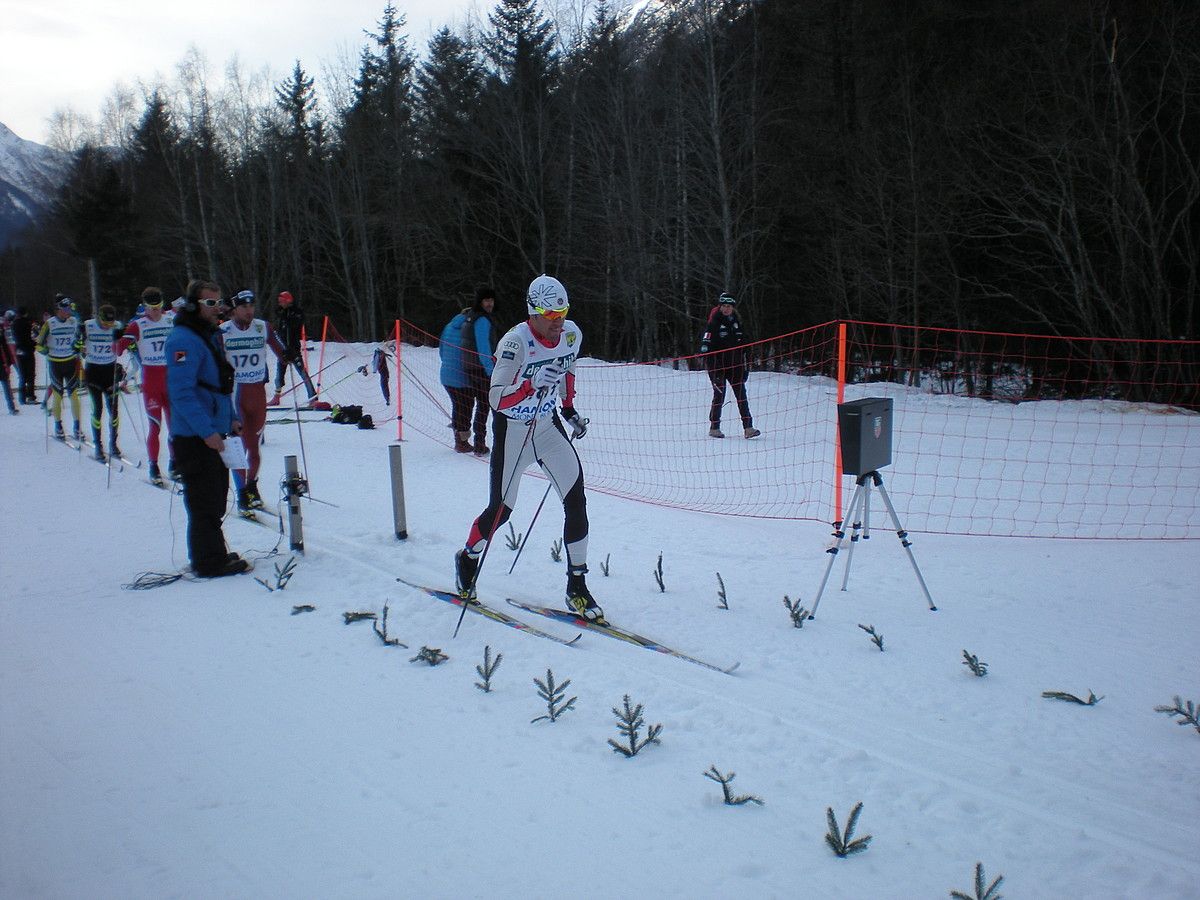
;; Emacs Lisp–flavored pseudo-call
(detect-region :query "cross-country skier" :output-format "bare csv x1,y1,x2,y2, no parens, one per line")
220,289,287,513
82,304,123,461
453,274,602,623
118,287,176,483
36,297,84,441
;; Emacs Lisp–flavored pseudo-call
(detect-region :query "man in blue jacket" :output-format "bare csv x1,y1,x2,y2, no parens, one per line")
166,280,251,578
438,286,498,455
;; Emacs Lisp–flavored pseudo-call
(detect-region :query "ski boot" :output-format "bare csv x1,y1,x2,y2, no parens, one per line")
149,463,164,487
195,554,253,578
743,426,761,439
454,549,480,602
245,479,265,509
72,424,84,442
708,427,725,438
236,488,256,518
54,421,66,441
168,461,180,482
109,441,122,460
565,566,606,625
93,444,107,462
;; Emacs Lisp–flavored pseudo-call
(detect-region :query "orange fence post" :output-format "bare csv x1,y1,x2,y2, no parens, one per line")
835,321,847,523
400,321,410,444
316,315,329,392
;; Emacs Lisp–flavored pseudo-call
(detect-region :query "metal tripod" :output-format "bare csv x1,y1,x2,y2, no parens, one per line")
809,470,937,619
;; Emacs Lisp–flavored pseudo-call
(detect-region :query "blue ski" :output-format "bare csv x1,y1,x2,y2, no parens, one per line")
396,578,581,646
506,599,739,675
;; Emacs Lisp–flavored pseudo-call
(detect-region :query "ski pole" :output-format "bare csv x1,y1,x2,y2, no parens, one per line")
453,405,540,638
119,389,144,447
288,367,312,495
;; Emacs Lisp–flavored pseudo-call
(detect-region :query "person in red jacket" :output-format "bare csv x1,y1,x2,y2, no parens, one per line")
699,292,760,439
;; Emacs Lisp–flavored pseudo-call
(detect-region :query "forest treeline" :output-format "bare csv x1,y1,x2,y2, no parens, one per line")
1,0,1196,362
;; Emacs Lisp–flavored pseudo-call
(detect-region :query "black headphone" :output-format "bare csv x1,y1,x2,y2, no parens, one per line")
183,280,209,312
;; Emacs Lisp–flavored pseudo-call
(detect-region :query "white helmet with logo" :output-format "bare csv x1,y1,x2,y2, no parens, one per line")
526,274,568,318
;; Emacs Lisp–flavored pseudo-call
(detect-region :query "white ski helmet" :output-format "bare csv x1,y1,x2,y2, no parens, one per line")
526,274,568,318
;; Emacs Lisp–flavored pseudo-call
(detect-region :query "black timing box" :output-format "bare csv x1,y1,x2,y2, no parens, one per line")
838,398,893,476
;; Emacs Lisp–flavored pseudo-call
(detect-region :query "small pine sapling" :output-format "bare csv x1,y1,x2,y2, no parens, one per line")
474,645,503,693
716,573,728,610
550,538,562,562
1154,696,1200,733
373,603,407,647
653,552,665,592
782,595,809,628
608,694,663,757
290,604,315,615
824,802,872,857
600,553,611,576
504,522,523,551
858,623,884,651
950,861,1005,900
531,669,577,723
343,610,377,624
254,556,297,592
704,766,763,806
410,646,449,665
1042,689,1103,706
962,650,988,677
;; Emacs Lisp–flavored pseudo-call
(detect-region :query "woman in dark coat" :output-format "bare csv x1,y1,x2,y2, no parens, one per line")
699,292,760,439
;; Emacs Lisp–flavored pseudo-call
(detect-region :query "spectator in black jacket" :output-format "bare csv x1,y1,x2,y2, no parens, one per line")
699,292,760,439
270,290,317,405
0,312,17,414
10,307,37,403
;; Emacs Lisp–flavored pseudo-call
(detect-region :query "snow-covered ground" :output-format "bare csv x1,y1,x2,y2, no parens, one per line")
1,346,1198,899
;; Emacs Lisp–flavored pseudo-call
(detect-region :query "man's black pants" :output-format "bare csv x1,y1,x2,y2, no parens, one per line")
174,436,231,575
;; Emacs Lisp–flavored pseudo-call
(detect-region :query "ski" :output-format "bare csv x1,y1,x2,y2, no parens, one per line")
396,577,582,647
230,509,284,532
77,437,123,472
506,599,740,675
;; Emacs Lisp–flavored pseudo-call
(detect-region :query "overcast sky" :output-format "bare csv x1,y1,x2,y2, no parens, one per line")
0,0,484,146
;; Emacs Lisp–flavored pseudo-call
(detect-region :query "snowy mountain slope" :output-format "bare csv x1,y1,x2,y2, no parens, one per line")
1,348,1198,898
0,121,68,247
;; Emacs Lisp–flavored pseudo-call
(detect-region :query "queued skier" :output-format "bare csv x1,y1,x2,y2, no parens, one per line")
454,274,602,623
36,297,84,441
220,289,287,514
119,287,176,484
81,304,124,461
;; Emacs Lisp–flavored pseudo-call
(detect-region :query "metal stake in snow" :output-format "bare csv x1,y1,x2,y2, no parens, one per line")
284,454,306,554
389,443,408,540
